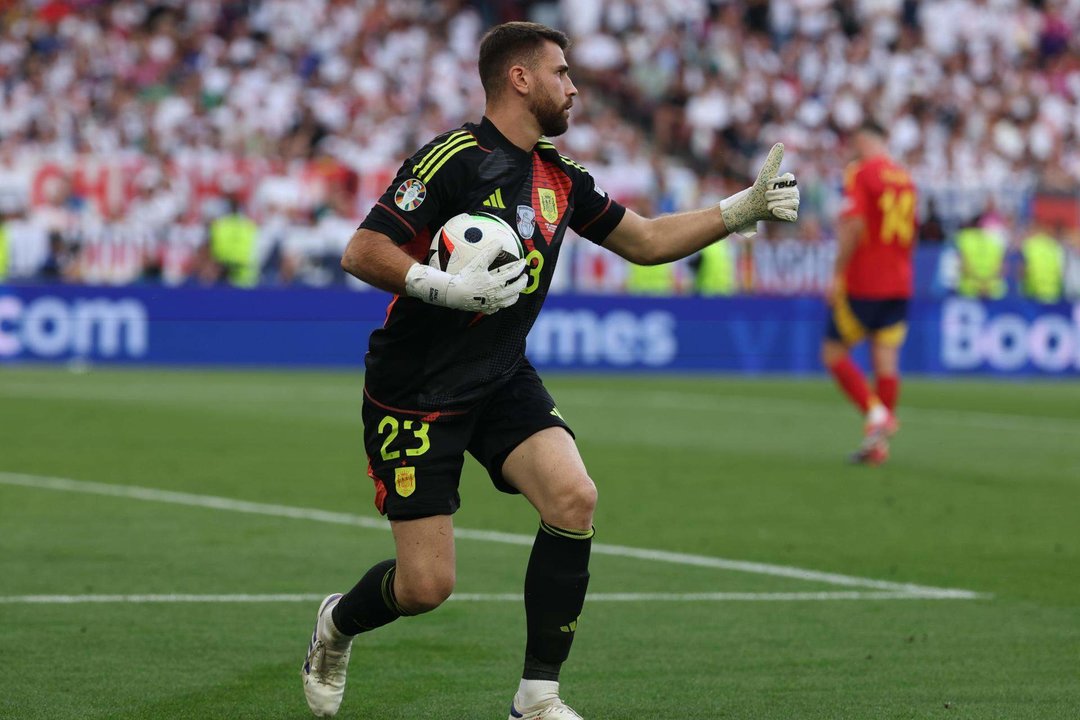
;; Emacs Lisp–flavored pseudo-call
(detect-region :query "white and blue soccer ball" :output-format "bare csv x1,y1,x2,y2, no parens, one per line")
429,212,524,274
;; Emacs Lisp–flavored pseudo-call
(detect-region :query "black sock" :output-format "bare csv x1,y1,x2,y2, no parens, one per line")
522,521,593,681
331,558,411,636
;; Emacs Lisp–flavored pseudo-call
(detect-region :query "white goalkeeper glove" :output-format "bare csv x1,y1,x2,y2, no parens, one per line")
404,242,527,315
719,143,800,238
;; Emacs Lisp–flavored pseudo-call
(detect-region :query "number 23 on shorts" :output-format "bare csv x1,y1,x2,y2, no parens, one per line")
377,415,431,461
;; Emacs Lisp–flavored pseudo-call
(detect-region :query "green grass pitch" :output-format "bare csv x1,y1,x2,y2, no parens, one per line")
1,367,1078,719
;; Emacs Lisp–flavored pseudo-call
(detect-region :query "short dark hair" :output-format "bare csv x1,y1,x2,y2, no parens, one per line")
858,117,888,138
478,22,569,99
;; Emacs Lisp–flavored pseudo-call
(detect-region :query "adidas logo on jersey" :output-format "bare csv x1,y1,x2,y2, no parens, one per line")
483,189,506,209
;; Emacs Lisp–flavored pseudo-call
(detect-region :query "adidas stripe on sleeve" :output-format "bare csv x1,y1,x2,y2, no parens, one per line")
360,129,476,246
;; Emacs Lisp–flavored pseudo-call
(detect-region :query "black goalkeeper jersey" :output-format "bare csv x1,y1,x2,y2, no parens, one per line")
358,116,627,414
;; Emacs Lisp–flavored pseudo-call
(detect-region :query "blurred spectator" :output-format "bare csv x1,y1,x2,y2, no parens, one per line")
310,187,361,287
0,204,9,281
1064,229,1080,299
32,176,95,248
39,228,80,282
0,0,1075,296
918,198,947,244
0,198,47,279
690,240,738,296
955,216,1008,300
127,165,187,283
625,260,678,295
31,175,89,282
190,240,224,286
1019,222,1066,303
0,139,30,212
209,195,259,287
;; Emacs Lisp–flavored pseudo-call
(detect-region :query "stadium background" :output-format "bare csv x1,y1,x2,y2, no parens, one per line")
0,0,1079,375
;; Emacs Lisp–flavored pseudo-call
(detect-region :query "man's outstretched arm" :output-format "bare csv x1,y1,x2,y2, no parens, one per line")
603,143,799,265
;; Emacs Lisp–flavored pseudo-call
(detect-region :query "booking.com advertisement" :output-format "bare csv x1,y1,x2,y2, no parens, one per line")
1,284,1078,376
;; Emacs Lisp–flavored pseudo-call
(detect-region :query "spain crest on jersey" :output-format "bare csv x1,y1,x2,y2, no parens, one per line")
394,466,416,497
538,188,559,224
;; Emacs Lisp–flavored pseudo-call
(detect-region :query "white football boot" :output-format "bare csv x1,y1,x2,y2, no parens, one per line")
509,680,583,719
863,403,899,446
301,593,353,717
508,699,584,719
850,403,898,466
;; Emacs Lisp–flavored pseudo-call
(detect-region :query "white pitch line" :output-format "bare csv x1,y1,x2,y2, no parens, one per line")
0,591,975,605
0,472,987,599
570,388,1080,436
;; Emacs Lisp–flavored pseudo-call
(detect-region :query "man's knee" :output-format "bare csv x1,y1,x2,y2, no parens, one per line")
870,341,900,375
822,341,847,367
546,474,597,530
394,566,455,614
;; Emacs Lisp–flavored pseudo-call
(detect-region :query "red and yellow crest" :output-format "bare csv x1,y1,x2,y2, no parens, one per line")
538,188,559,224
394,467,416,497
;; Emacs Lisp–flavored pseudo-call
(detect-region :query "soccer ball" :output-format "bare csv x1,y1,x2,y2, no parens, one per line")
428,212,524,274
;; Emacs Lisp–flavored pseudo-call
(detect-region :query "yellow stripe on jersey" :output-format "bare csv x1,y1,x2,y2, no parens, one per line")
539,140,591,175
559,155,588,173
412,130,469,176
420,140,477,182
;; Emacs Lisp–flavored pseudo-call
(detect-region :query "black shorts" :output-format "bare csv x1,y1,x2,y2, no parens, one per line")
361,362,574,520
825,297,909,347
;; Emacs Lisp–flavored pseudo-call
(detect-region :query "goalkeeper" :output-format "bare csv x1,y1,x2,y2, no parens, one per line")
301,20,800,720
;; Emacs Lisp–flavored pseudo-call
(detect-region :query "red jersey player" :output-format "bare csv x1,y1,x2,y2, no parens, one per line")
822,119,917,465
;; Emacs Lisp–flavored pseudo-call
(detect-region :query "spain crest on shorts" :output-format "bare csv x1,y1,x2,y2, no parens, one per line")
394,466,416,497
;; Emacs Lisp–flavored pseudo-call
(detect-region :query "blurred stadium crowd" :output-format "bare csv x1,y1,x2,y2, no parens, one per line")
0,0,1078,298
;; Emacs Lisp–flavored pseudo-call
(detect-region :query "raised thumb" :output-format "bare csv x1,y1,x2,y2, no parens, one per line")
754,143,784,189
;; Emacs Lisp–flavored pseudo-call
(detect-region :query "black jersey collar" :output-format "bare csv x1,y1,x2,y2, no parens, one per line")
477,116,535,158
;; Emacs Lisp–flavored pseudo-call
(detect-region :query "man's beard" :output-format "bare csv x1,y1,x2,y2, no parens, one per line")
529,92,569,137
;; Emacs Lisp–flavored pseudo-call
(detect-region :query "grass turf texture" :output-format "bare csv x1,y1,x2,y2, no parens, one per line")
1,367,1077,719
